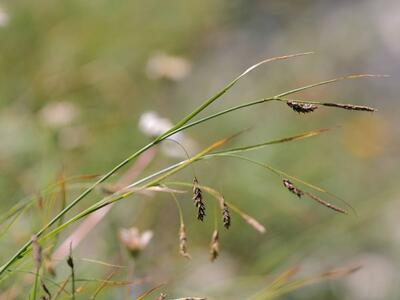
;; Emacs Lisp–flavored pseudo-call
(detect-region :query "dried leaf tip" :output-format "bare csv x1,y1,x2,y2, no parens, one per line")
210,230,219,262
323,102,377,112
287,100,318,114
179,224,191,259
222,200,231,229
283,179,304,198
192,177,206,221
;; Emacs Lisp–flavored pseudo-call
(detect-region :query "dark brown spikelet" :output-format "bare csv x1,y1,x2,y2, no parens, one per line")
323,102,377,112
209,230,219,262
222,202,231,229
283,179,304,198
31,235,42,267
287,100,318,114
67,254,74,269
192,177,206,221
179,224,191,259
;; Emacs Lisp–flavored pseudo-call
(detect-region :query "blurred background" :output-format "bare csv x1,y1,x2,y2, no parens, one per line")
0,0,399,299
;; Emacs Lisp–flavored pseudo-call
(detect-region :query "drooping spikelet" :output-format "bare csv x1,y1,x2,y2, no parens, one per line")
192,177,206,221
287,100,318,114
323,102,376,112
222,201,231,229
283,179,304,198
283,179,347,214
179,224,191,259
209,230,219,262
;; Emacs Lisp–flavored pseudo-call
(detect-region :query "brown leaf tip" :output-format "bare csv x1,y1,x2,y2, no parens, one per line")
287,100,318,114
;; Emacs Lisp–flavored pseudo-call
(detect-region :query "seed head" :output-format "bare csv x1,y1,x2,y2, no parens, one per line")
283,179,304,198
67,255,74,269
222,201,231,229
192,177,206,221
287,100,318,114
323,102,376,112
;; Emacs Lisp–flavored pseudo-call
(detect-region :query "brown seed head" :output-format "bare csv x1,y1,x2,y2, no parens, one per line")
283,179,304,198
222,201,231,229
192,177,206,221
287,100,318,114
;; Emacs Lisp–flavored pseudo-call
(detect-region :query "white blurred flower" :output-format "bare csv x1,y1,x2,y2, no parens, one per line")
139,111,175,137
138,111,197,158
146,52,191,81
119,227,153,257
39,101,79,129
0,6,9,27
